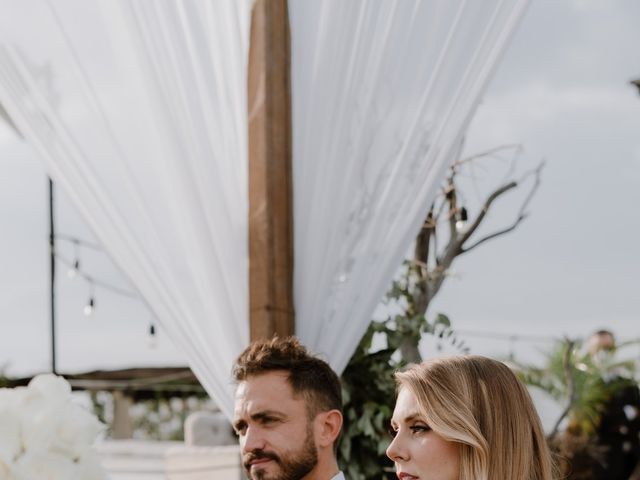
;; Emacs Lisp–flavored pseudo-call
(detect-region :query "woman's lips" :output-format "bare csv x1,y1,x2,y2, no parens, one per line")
397,472,419,480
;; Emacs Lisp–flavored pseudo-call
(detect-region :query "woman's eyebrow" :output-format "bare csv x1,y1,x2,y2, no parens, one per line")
403,413,422,423
391,412,422,425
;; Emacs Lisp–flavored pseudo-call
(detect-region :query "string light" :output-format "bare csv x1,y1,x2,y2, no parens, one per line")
148,323,157,349
83,297,95,316
67,259,80,279
55,233,162,351
54,241,138,299
455,206,468,232
83,281,95,316
66,239,81,279
54,235,140,322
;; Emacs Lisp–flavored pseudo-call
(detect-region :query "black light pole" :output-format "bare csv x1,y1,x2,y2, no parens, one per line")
49,177,57,374
1,103,58,374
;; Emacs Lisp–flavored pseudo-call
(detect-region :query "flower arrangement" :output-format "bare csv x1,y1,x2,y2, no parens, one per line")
0,374,106,480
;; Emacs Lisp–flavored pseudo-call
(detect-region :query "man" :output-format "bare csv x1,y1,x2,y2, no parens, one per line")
589,330,640,480
233,336,345,480
588,329,617,360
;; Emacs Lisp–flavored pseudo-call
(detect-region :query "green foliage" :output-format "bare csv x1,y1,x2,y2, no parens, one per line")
515,338,637,437
0,363,13,388
516,338,640,479
338,261,459,480
90,391,108,426
339,321,399,480
91,391,217,441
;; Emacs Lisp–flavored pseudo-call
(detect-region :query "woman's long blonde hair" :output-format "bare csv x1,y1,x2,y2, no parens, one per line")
395,356,554,480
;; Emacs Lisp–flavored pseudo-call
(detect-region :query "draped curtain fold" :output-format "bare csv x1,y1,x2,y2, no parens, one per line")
0,0,252,418
0,0,528,418
290,0,529,373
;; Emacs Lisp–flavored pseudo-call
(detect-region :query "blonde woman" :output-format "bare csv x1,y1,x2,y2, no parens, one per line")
387,355,554,480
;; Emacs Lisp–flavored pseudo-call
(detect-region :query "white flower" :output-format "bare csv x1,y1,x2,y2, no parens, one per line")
27,374,71,400
0,374,107,480
11,451,75,480
51,403,104,459
0,392,23,465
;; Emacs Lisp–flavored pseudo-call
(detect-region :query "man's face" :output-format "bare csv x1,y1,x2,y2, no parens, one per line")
589,332,616,358
233,371,319,480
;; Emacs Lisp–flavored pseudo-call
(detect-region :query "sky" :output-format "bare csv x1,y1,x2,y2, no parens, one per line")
1,0,640,394
428,0,640,363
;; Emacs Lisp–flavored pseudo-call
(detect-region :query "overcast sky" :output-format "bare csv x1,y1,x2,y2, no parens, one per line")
1,0,639,381
429,0,640,362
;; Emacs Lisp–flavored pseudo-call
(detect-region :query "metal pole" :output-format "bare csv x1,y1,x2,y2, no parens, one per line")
49,177,56,374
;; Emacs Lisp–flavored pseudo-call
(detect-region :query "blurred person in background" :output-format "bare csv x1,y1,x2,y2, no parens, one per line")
588,329,640,480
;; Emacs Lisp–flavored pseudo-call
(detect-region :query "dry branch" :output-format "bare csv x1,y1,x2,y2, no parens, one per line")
460,160,544,254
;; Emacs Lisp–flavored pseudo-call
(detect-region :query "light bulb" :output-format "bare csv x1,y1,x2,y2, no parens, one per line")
456,207,469,233
148,324,157,349
83,297,95,316
67,260,80,279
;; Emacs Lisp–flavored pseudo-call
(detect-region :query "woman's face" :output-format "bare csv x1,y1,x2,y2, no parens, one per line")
387,387,460,480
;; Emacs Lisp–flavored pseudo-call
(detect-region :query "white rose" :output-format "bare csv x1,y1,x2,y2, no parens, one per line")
0,374,106,479
51,403,104,459
26,374,71,402
11,450,75,480
19,384,62,454
0,388,25,467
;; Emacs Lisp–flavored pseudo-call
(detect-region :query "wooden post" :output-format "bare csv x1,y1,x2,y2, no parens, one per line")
248,0,294,341
111,390,134,439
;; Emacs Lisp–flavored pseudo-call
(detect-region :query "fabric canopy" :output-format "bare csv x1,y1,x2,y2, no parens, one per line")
0,0,252,417
290,0,529,373
0,0,528,418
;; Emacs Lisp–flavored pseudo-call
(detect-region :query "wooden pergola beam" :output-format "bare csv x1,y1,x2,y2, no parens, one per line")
248,0,294,341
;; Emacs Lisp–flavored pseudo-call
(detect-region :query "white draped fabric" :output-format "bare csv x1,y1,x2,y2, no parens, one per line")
290,0,529,373
0,0,528,417
0,0,252,417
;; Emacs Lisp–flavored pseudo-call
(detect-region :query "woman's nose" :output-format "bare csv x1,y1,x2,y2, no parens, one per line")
386,434,408,462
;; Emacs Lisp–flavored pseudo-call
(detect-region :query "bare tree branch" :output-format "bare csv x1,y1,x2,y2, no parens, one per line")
410,258,429,269
432,218,440,267
459,160,544,254
400,148,543,365
444,179,458,242
432,189,449,224
414,209,433,283
455,143,522,167
460,215,528,253
456,181,518,247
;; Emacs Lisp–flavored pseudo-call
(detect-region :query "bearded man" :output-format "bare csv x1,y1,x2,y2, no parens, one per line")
233,336,345,480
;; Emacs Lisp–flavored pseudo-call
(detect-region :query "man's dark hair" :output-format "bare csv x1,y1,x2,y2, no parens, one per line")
594,329,615,338
233,336,342,417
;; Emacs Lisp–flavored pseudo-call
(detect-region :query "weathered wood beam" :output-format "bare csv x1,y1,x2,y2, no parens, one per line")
248,0,294,341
